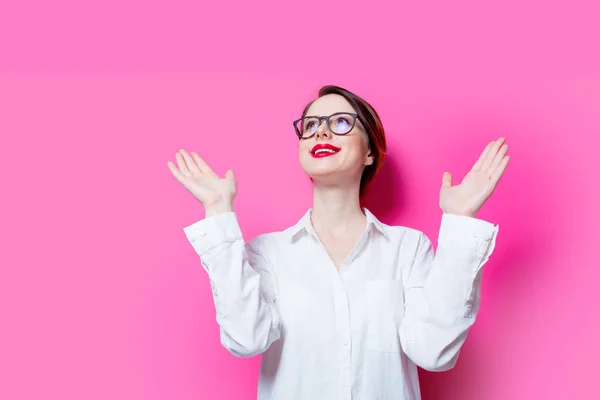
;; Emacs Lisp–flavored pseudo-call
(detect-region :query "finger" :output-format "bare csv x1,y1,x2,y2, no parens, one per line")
191,152,214,175
175,153,192,176
225,169,236,182
179,149,201,174
486,143,509,176
167,160,187,183
490,156,510,186
480,137,506,172
471,141,494,172
441,172,452,188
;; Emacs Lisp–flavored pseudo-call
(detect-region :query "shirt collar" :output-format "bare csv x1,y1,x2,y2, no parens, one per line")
364,208,388,238
287,207,388,243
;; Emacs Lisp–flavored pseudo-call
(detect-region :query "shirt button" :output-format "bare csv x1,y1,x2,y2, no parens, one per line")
199,231,207,237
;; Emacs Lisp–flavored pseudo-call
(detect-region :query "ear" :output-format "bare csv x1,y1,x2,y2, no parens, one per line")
365,150,374,166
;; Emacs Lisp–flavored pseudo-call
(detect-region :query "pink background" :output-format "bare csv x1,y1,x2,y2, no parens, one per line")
1,1,599,399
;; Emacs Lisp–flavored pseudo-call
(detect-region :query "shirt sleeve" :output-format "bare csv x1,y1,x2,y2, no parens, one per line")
399,212,499,371
183,211,281,358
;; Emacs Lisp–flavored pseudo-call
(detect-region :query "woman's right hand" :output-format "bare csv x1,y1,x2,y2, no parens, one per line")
167,149,237,217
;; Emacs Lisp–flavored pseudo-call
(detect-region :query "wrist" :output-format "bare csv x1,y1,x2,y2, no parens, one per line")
205,202,234,218
444,209,477,218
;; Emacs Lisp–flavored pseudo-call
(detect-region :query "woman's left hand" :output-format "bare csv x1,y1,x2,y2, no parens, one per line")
440,137,510,218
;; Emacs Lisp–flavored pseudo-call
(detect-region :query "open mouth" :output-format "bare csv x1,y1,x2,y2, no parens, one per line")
311,144,341,158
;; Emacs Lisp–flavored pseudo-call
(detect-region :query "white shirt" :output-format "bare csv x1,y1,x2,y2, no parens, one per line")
183,208,499,400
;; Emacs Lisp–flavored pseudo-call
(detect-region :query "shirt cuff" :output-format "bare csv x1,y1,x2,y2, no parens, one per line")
183,211,243,256
438,213,497,245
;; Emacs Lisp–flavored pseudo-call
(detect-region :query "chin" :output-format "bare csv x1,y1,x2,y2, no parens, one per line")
301,159,339,176
303,166,337,178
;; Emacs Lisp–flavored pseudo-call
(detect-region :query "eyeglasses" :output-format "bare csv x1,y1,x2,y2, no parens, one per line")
293,112,360,140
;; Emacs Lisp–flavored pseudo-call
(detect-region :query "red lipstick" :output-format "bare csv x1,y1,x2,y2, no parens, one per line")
310,143,341,158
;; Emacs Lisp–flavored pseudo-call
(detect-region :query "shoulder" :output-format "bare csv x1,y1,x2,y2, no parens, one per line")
374,219,432,256
384,222,422,237
246,230,291,256
247,209,312,254
364,208,426,244
378,219,427,243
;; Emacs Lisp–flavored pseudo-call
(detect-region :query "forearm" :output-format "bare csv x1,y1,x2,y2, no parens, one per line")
400,213,498,371
184,212,281,357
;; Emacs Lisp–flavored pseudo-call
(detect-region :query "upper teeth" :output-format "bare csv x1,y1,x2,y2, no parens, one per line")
315,148,336,154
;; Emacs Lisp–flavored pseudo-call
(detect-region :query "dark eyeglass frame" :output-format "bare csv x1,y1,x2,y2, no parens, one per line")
293,112,361,140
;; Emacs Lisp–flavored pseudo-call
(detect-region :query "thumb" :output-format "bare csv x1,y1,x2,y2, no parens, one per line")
225,169,236,182
441,172,453,188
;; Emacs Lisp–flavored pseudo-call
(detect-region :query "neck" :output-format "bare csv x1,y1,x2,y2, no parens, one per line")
310,181,366,238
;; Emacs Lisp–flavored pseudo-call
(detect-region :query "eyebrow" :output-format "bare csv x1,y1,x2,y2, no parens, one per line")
303,112,355,117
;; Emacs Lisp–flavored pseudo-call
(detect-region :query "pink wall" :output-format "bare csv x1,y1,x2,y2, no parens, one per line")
1,1,599,399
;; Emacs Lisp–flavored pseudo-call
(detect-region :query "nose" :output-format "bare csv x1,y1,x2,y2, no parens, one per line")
315,119,331,140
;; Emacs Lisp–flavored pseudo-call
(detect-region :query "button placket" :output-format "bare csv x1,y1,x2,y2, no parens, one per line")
331,274,352,398
311,229,358,398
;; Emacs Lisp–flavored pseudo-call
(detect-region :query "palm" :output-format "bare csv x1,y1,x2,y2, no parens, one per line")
167,149,237,208
440,138,510,217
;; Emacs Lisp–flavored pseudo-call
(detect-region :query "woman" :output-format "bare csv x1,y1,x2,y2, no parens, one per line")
167,85,510,400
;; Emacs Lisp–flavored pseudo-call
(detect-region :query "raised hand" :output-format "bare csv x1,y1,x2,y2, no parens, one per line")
440,137,510,218
167,149,237,217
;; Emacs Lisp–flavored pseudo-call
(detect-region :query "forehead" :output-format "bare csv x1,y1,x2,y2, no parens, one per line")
305,94,356,116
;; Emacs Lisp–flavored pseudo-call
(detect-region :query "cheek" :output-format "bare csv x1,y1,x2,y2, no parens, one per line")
298,141,310,153
345,136,369,158
298,142,311,159
298,142,313,168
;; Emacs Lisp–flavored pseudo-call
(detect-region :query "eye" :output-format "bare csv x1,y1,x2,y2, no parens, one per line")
303,118,319,132
332,116,351,129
